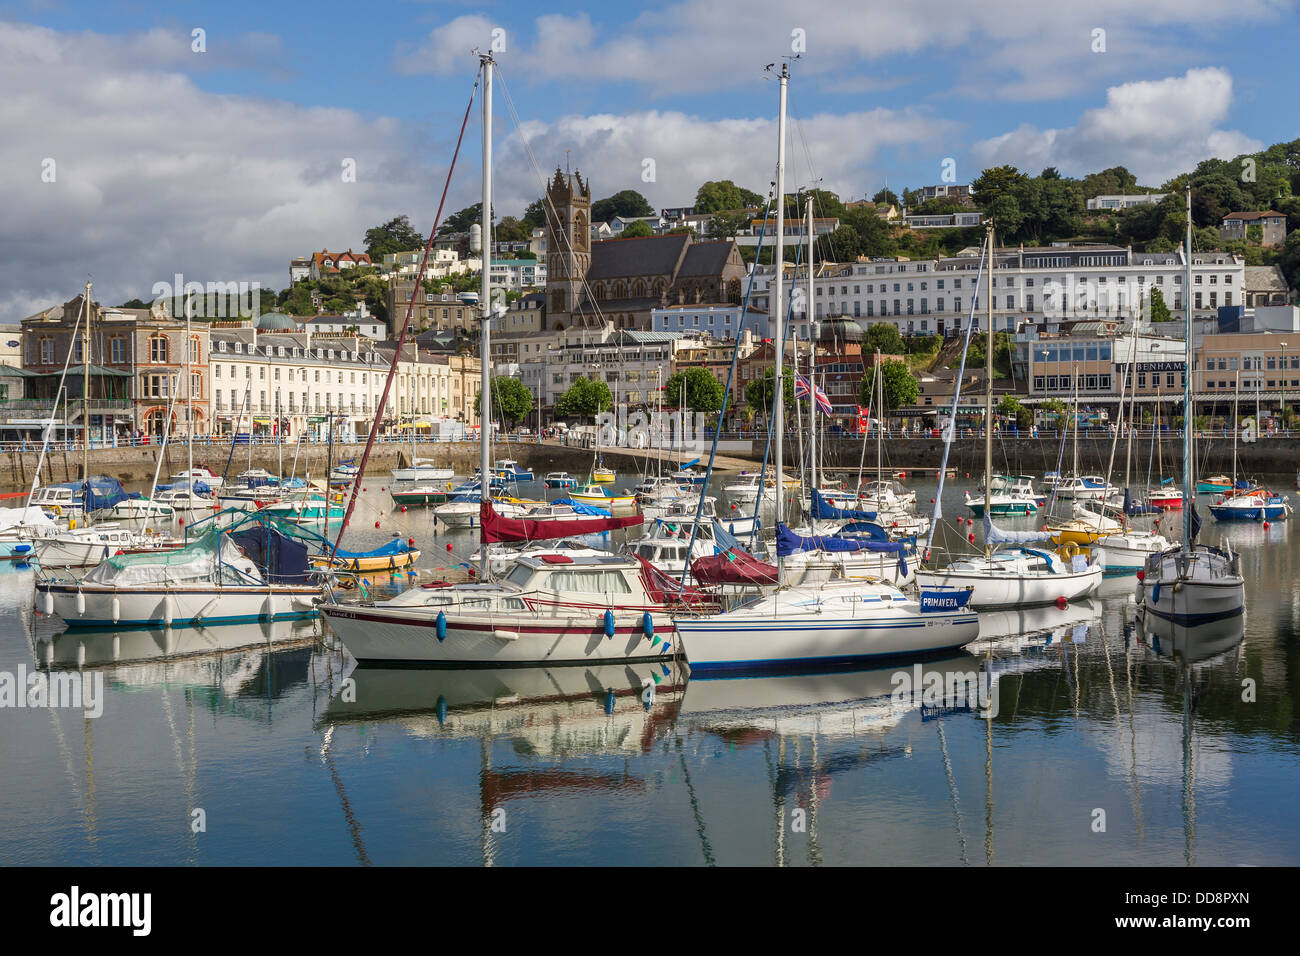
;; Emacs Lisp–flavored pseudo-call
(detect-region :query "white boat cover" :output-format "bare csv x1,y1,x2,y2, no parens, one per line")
0,506,56,532
83,529,261,587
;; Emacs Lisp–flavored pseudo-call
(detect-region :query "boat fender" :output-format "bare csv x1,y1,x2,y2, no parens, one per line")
493,629,519,641
1152,581,1160,603
642,611,654,640
52,505,61,516
1055,596,1068,609
110,594,121,624
435,611,447,642
43,589,54,616
75,590,85,616
162,593,174,627
604,688,616,715
603,609,615,638
69,517,76,530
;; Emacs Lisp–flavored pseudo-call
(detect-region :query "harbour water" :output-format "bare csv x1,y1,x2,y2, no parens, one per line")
2,475,1298,865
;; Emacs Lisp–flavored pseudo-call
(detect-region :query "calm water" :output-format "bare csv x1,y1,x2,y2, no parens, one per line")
2,474,1298,866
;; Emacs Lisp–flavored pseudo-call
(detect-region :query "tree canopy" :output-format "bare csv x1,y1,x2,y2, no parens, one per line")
743,367,794,417
364,215,424,258
862,359,918,412
695,180,764,213
474,376,534,426
591,190,654,223
619,220,655,238
862,322,907,356
662,367,725,415
554,376,612,421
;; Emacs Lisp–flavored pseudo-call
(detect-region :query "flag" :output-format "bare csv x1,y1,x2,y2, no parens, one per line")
794,374,833,415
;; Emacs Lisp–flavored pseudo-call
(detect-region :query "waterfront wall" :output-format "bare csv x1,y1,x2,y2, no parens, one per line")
3,434,1294,493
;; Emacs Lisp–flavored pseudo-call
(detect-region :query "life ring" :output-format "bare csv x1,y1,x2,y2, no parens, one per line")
1058,542,1080,561
51,505,62,516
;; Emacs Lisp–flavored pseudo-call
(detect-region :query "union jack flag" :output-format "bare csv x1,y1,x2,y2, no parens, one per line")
794,373,834,415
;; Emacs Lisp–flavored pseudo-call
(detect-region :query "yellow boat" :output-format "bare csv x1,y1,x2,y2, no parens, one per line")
592,467,616,484
570,483,636,508
311,544,420,572
1045,520,1107,546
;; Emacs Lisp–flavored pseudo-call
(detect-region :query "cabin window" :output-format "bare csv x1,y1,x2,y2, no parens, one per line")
548,569,633,593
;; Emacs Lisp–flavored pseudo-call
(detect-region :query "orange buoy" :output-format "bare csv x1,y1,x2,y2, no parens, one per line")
1055,596,1068,609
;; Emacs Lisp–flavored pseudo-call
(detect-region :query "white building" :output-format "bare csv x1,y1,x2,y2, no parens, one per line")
208,328,479,442
1086,194,1167,211
489,258,546,292
651,303,769,340
751,245,1247,338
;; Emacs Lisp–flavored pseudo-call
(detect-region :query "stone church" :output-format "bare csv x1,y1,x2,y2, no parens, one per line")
543,169,747,332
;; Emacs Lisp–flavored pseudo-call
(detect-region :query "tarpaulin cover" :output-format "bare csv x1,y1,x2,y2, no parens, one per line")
230,525,312,585
690,547,779,586
0,506,55,532
480,500,643,543
776,524,906,557
83,475,134,512
632,554,722,609
551,498,611,516
327,537,415,560
809,488,876,522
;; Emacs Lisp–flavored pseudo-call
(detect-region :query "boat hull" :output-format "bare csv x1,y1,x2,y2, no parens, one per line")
36,583,322,629
321,604,679,665
675,610,979,674
913,565,1101,609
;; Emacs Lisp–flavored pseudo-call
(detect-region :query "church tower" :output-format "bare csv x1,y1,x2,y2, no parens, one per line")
543,168,590,330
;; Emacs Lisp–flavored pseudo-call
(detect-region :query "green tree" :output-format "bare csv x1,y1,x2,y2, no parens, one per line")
871,188,899,207
743,368,794,417
863,322,907,356
554,376,612,422
707,209,753,240
474,376,534,426
364,215,424,258
619,220,655,238
863,359,918,412
662,367,725,414
591,190,654,223
119,298,150,309
1081,165,1140,200
495,216,529,243
438,203,487,236
1147,286,1174,322
971,165,1029,211
522,198,548,229
695,180,762,213
998,395,1033,429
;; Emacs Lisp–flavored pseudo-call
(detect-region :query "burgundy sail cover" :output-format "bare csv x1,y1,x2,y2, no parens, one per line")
480,500,643,543
690,547,779,586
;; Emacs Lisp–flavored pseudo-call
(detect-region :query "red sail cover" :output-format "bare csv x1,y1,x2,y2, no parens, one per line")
480,500,643,543
690,548,779,586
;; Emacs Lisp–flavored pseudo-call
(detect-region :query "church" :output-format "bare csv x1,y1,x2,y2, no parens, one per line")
543,169,748,332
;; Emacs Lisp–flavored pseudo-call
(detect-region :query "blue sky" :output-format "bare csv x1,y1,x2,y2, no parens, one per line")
1,0,1296,312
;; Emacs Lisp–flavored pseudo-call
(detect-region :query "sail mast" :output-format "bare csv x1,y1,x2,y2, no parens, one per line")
983,222,994,556
772,63,788,576
807,192,816,520
1182,184,1193,554
82,279,91,484
478,52,494,579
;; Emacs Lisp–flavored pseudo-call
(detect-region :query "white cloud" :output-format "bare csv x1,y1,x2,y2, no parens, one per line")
0,22,440,318
972,68,1262,184
397,0,1298,100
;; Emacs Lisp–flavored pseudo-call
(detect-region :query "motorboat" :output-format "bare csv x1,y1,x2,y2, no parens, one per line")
390,484,453,507
170,467,224,490
493,459,534,482
1141,544,1244,625
390,458,455,482
1089,530,1170,577
570,483,636,510
321,552,719,665
1208,487,1292,522
1051,474,1116,501
544,472,577,489
30,525,182,569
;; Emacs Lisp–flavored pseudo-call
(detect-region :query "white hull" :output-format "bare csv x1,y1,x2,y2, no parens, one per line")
1140,547,1244,625
914,564,1101,609
780,549,916,586
36,582,322,628
322,603,680,665
674,584,979,674
391,466,455,482
32,531,178,569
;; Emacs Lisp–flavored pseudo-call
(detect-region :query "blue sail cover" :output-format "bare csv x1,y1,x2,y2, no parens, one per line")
82,476,135,511
834,520,891,542
711,518,745,554
983,514,1055,545
329,538,415,559
776,524,905,557
809,488,877,522
1123,487,1159,516
553,498,612,517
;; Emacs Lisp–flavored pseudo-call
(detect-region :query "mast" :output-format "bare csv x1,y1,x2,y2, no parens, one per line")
185,295,193,483
1125,322,1137,489
875,348,883,486
772,63,788,574
1232,370,1240,487
1182,184,1193,554
478,52,494,579
81,279,91,483
983,222,994,556
807,193,816,512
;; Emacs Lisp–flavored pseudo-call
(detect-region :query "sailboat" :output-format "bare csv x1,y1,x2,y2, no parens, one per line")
915,223,1103,609
1140,187,1245,625
672,67,978,672
1208,372,1291,521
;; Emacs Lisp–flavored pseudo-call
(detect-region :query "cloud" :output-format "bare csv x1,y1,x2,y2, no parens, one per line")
972,68,1262,184
396,0,1299,99
489,107,962,214
0,22,443,318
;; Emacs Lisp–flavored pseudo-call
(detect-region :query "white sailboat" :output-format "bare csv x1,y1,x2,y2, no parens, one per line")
1141,187,1245,625
671,68,978,672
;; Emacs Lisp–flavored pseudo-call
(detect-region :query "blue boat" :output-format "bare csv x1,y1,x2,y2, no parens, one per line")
1208,490,1292,522
493,459,534,481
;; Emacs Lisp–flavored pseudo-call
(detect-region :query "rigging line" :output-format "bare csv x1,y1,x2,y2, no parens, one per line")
677,199,774,584
328,68,481,565
23,292,89,519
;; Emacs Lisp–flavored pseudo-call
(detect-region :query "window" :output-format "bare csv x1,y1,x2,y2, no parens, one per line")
40,338,54,364
150,335,168,363
110,337,126,363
